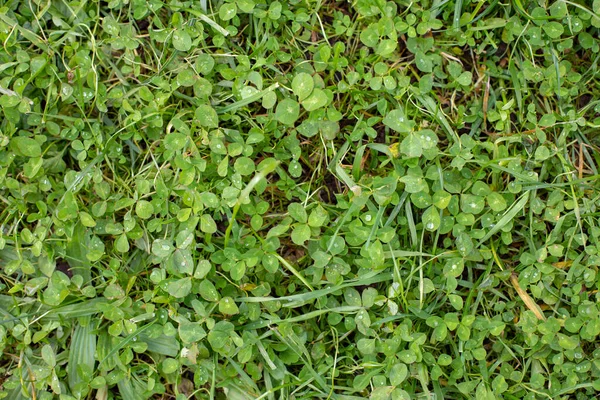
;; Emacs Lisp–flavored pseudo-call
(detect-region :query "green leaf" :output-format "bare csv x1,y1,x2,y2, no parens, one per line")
179,322,206,344
399,175,428,193
542,22,564,38
11,136,41,157
422,206,440,231
135,200,154,219
194,259,212,279
195,104,219,128
370,386,394,400
199,279,220,302
308,205,328,227
42,344,56,367
152,239,174,259
301,88,328,111
275,98,300,125
68,317,96,392
486,192,507,212
291,224,311,245
535,145,550,161
161,358,179,374
208,321,235,350
456,71,472,86
557,333,579,350
460,194,485,214
415,51,432,72
456,232,473,256
200,214,217,234
166,278,192,298
292,72,314,101
219,3,237,20
177,68,196,87
400,133,422,158
237,0,255,13
166,249,194,276
288,203,308,223
234,157,255,176
376,39,396,56
433,190,451,209
218,297,239,315
114,234,130,253
383,109,413,133
164,132,187,151
172,29,192,52
389,363,408,386
262,91,277,108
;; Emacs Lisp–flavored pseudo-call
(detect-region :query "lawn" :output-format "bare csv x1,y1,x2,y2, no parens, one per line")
1,0,600,399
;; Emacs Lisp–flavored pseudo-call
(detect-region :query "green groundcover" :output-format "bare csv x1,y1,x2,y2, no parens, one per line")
1,0,600,399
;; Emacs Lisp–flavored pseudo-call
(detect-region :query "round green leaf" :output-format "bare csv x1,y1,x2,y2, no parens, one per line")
135,200,154,219
262,91,277,109
114,234,130,253
433,190,451,209
219,3,237,20
288,203,307,223
535,145,551,161
161,358,179,374
195,105,219,128
275,98,300,125
196,54,215,74
460,194,485,214
291,223,311,245
176,68,196,87
400,133,422,158
234,157,255,176
376,39,396,56
301,88,328,111
422,206,440,231
415,51,432,72
167,278,192,298
543,22,564,38
218,297,239,315
200,214,217,234
389,363,408,386
486,192,507,212
383,109,413,133
11,137,41,157
179,322,206,344
172,29,192,52
292,72,314,101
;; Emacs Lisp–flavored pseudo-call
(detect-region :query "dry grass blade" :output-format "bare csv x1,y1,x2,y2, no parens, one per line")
509,273,546,321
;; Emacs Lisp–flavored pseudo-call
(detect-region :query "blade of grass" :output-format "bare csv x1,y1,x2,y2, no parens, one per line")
225,160,280,246
235,272,393,306
215,83,280,114
273,253,314,291
477,191,530,246
67,316,97,392
241,306,363,330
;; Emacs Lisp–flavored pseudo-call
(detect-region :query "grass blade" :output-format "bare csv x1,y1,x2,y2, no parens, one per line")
477,191,530,246
67,316,97,392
